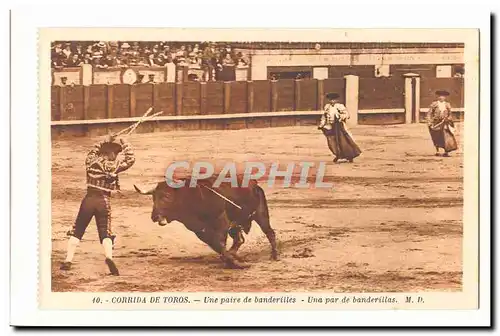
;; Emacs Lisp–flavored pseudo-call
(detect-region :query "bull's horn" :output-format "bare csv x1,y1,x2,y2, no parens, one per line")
134,184,155,195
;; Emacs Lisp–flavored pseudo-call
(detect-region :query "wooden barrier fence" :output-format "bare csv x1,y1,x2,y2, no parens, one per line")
51,76,465,138
52,78,346,121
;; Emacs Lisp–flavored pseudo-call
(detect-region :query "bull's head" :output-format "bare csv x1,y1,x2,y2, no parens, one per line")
134,182,172,226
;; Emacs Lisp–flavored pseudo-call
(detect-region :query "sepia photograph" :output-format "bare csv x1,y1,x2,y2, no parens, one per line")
6,1,493,326
47,36,470,295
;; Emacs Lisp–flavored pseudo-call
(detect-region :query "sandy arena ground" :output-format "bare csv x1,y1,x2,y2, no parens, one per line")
51,122,463,292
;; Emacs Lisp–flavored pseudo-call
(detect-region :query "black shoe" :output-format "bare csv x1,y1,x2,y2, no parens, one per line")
443,152,450,157
348,158,354,163
333,157,338,163
105,258,120,276
60,261,72,271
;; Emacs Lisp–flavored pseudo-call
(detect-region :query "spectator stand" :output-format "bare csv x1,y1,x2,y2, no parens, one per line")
51,41,252,84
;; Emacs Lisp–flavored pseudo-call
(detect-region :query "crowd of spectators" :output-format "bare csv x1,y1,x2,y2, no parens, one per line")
51,41,250,81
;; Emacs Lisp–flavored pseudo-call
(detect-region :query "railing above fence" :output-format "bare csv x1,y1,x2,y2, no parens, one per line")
52,64,250,86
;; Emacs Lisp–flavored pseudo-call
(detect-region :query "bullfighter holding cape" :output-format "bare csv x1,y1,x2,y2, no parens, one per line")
318,92,362,163
427,90,458,157
60,134,135,275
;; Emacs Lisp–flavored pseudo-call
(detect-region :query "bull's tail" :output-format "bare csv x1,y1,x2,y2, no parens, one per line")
253,185,279,260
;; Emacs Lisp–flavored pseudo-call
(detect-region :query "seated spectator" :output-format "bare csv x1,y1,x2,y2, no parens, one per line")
136,57,148,67
82,53,92,65
222,45,236,60
51,43,63,67
163,45,171,55
147,53,157,67
169,47,177,61
214,60,224,81
62,43,72,58
207,43,217,56
197,51,203,66
218,47,225,58
148,53,165,67
116,55,129,67
176,45,187,59
52,53,65,69
75,43,84,57
188,52,199,67
92,52,106,68
135,74,145,84
117,42,130,64
59,76,68,86
103,54,118,68
147,74,155,83
85,44,94,54
236,52,248,67
129,42,141,64
177,57,188,67
128,47,141,66
66,53,83,67
109,47,118,59
216,59,223,71
97,41,107,54
120,42,131,52
143,46,152,56
156,54,167,66
109,41,118,49
222,53,235,67
52,42,63,54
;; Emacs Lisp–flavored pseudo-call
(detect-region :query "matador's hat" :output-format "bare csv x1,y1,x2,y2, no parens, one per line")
100,138,123,154
326,92,340,100
435,90,450,96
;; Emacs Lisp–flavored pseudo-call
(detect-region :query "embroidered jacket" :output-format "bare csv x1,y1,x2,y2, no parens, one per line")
85,139,135,192
319,103,349,130
427,100,452,124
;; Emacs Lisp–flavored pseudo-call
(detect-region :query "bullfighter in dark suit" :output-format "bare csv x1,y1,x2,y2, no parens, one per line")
60,135,135,275
318,93,362,163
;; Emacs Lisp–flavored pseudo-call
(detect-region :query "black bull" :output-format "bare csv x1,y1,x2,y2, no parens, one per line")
134,175,278,269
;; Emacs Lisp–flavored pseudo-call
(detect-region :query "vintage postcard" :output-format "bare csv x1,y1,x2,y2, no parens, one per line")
9,7,491,326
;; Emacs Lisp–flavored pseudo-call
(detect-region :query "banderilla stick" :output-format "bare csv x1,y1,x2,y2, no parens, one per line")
200,184,243,210
112,108,164,137
112,107,154,137
125,111,164,136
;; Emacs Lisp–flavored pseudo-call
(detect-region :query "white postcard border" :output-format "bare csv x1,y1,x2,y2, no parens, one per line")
10,3,491,327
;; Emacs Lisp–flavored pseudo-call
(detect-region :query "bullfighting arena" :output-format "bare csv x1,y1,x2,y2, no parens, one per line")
51,122,463,292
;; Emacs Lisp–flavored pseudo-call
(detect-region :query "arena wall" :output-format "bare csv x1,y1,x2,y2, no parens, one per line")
50,76,465,139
